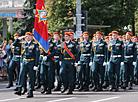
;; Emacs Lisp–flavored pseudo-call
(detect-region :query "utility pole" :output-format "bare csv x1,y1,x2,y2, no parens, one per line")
76,0,82,39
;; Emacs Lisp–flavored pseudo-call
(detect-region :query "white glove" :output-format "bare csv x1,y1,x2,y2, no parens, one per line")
103,62,106,66
59,61,62,66
121,62,124,66
89,62,92,66
33,66,38,71
43,56,47,61
20,63,22,66
18,36,26,40
74,63,78,67
107,62,109,65
133,62,136,66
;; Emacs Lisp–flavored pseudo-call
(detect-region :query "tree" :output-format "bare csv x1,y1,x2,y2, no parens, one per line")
46,0,76,33
15,0,36,35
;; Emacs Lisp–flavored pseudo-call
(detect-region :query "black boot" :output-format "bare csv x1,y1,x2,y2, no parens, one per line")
76,84,80,89
67,87,73,95
109,82,115,91
61,83,68,93
6,80,13,88
135,79,138,85
102,81,109,89
97,84,103,91
46,87,51,94
21,86,27,95
121,82,127,89
89,82,94,88
114,86,119,92
27,90,33,98
54,85,61,91
14,87,22,96
35,82,41,89
78,84,84,91
92,84,97,91
129,83,133,90
84,85,89,91
14,87,18,91
41,85,47,94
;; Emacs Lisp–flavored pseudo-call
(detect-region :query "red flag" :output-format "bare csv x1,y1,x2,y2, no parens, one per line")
34,0,49,53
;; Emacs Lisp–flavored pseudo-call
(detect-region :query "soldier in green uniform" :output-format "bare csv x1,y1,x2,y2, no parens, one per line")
91,31,107,91
108,31,124,92
121,32,137,90
78,32,92,91
53,32,62,91
6,33,21,88
35,46,43,89
60,32,79,94
133,36,138,85
40,32,56,94
14,32,40,98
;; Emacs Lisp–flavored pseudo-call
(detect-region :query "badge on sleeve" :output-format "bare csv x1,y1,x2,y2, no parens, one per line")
36,47,39,51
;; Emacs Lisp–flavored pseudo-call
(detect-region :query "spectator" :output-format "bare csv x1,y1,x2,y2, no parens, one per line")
2,45,8,79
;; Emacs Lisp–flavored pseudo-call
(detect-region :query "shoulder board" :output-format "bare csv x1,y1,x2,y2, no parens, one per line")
52,41,55,43
33,41,37,44
72,41,75,43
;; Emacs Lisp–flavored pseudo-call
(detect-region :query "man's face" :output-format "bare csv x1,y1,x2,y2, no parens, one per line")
133,38,137,43
105,38,109,43
112,33,118,39
83,34,89,40
25,35,32,41
14,36,19,40
64,35,70,41
126,34,131,40
96,33,101,40
70,34,74,39
48,35,52,40
109,36,113,41
54,34,59,40
123,37,126,42
80,36,84,41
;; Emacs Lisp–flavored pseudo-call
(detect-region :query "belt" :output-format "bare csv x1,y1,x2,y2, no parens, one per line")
95,54,104,56
125,55,133,58
111,55,121,57
13,55,21,57
64,58,73,60
23,58,35,61
54,56,59,58
81,54,90,56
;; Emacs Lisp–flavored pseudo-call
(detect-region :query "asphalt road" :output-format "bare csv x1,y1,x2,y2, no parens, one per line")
0,81,138,102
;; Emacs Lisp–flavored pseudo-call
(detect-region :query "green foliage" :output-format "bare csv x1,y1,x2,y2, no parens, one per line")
46,0,138,37
15,0,36,35
6,31,14,42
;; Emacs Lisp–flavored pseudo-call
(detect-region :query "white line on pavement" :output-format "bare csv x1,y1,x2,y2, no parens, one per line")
0,97,25,102
0,87,16,91
91,96,120,102
46,97,76,102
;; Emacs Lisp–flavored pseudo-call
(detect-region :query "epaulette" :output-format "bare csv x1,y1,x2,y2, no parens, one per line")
52,41,55,43
72,41,75,43
33,41,37,44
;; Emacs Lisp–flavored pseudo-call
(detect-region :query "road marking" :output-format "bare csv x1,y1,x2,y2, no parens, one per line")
46,97,76,102
91,96,120,102
0,97,25,102
0,87,16,91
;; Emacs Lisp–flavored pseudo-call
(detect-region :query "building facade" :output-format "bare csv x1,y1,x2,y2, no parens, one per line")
0,0,25,38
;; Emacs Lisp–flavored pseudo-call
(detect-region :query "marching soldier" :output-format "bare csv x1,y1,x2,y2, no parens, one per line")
108,31,124,92
121,32,137,90
35,45,43,89
91,31,107,91
60,32,79,94
78,32,92,91
14,32,40,98
6,33,21,88
40,32,56,94
53,32,62,91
